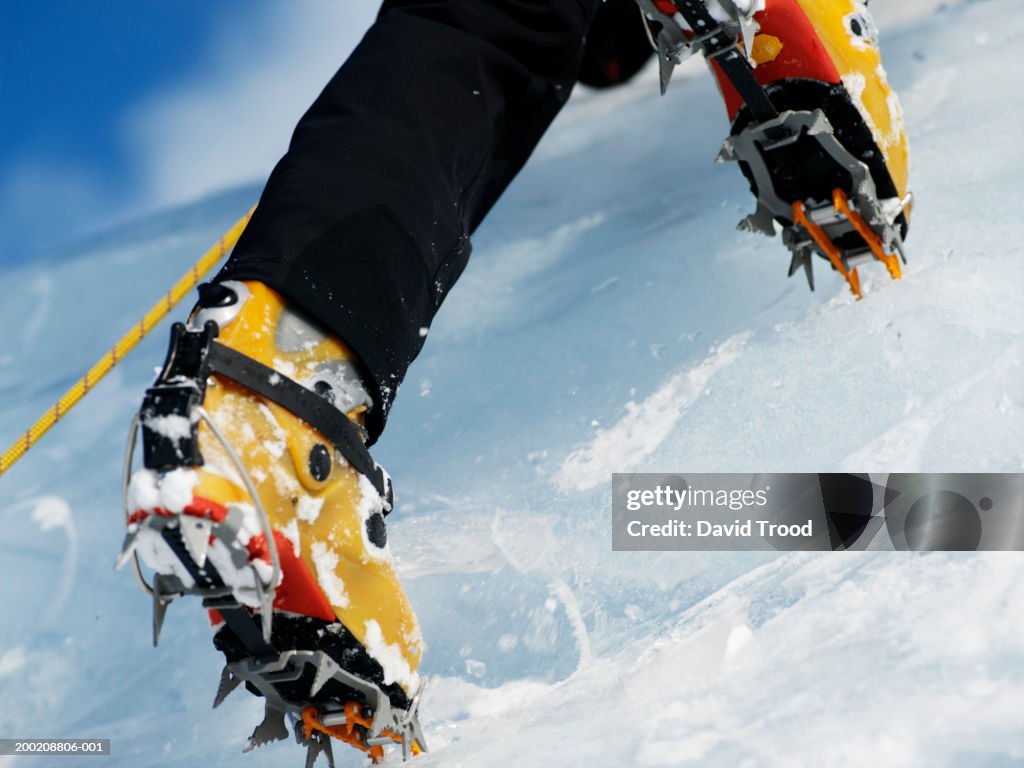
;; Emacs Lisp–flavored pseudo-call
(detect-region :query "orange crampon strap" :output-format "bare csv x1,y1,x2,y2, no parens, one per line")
832,188,902,280
791,199,862,299
792,187,904,299
302,703,423,764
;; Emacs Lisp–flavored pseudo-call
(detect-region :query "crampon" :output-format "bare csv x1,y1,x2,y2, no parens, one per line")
637,0,913,298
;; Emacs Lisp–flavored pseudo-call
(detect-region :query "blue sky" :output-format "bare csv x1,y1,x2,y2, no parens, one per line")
2,2,223,186
0,0,377,263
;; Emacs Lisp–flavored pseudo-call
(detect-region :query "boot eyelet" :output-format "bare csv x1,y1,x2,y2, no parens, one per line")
313,380,336,406
308,443,331,481
366,513,387,549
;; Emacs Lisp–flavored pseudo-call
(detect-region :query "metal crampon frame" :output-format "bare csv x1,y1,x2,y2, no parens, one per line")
719,108,911,299
219,651,427,766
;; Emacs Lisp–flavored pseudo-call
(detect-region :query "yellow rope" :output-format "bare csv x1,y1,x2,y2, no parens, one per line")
0,207,255,477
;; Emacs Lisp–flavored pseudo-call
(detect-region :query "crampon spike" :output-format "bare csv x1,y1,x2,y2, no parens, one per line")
213,665,242,709
180,515,213,569
304,731,335,768
114,529,139,571
788,250,815,291
309,656,341,699
151,573,183,647
244,702,289,752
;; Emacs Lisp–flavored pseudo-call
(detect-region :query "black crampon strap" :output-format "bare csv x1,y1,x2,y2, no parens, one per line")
204,341,393,511
671,0,779,122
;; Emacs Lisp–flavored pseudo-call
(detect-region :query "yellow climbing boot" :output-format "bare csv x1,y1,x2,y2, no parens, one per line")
120,279,426,762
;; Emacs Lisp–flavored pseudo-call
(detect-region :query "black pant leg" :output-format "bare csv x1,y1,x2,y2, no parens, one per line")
217,0,600,442
578,0,653,88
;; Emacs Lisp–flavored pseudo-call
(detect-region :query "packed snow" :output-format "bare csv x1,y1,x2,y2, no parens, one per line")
1,1,1022,766
310,541,350,610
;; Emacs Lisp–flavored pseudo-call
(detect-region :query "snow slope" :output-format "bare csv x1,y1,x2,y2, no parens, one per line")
1,1,1023,766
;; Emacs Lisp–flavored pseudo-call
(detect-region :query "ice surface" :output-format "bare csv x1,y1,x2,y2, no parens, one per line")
0,1,1022,765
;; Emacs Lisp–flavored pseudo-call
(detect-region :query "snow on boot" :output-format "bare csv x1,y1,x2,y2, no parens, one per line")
638,0,911,297
119,279,426,763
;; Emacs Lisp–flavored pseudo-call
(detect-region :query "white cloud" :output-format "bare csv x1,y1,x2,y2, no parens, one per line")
124,0,379,209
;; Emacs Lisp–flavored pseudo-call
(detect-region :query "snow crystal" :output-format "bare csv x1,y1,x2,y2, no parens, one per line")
841,71,868,118
363,619,420,692
159,468,199,512
280,518,300,556
134,528,196,589
886,87,907,149
271,357,297,379
127,470,161,511
262,435,286,461
841,71,902,153
296,494,323,523
310,541,349,607
126,467,197,514
230,502,261,545
701,0,763,24
145,413,192,443
255,402,288,458
268,461,300,498
248,559,273,589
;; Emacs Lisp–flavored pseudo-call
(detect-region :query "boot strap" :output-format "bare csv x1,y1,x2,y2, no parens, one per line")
141,321,393,512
